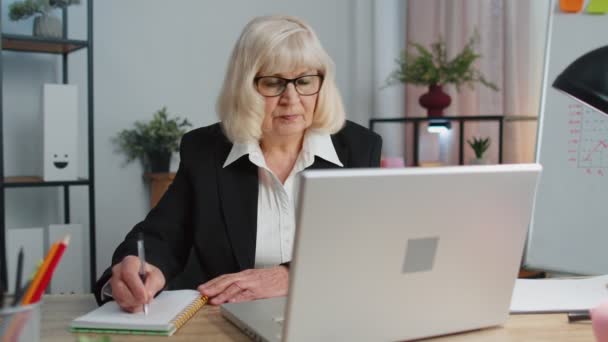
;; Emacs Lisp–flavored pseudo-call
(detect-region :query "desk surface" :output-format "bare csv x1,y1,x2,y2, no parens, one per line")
42,294,593,341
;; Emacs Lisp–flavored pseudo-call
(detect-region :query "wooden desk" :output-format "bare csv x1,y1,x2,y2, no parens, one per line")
42,295,593,341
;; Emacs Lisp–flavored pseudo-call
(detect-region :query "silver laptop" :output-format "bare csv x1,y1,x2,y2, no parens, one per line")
221,164,542,341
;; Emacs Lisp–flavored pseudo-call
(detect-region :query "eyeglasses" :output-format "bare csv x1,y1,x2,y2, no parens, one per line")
254,75,324,97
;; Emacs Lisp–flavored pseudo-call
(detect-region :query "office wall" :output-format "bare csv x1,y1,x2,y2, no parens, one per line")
2,0,407,280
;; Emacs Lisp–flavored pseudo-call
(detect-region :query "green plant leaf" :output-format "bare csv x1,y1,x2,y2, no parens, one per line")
386,29,499,92
467,136,491,159
9,0,80,21
113,107,192,170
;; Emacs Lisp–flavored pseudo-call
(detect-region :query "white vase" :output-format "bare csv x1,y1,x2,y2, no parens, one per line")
470,157,489,165
33,14,62,38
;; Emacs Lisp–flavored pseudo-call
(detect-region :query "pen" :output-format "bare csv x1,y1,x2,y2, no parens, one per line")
137,233,149,315
11,247,24,306
14,280,31,305
567,310,590,322
0,272,4,308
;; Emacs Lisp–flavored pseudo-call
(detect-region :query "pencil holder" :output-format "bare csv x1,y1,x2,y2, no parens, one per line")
0,302,41,342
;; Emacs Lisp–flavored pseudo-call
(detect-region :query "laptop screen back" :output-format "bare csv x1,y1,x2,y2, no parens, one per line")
283,164,541,341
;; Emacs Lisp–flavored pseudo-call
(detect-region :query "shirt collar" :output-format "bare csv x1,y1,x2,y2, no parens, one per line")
223,141,260,168
301,130,343,167
223,130,343,168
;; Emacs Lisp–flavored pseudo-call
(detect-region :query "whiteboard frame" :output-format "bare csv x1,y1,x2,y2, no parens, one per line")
524,0,608,275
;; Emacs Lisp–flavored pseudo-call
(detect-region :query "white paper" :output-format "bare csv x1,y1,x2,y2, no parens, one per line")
71,290,201,331
510,275,608,313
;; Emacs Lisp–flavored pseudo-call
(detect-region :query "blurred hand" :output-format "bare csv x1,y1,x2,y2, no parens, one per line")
110,255,166,313
198,266,289,305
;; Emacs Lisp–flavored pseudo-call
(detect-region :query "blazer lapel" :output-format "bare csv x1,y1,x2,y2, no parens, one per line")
215,140,258,270
308,134,349,169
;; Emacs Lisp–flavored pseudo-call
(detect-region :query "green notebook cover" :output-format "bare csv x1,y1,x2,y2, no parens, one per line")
70,326,175,336
70,290,207,336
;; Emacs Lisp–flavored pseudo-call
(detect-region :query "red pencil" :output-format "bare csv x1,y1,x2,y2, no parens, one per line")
30,235,70,303
21,243,59,305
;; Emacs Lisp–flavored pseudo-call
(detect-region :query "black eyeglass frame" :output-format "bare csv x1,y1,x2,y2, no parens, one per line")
254,74,325,97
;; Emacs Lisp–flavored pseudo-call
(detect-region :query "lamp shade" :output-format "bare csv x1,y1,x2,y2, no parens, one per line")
427,119,451,133
553,45,608,115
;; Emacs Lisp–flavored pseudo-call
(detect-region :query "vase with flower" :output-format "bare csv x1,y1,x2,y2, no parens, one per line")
9,0,81,38
387,31,499,117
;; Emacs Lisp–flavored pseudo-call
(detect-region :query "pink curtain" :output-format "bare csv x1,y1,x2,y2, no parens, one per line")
405,0,546,165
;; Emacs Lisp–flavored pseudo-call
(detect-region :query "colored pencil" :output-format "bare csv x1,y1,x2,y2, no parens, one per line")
11,247,24,306
30,235,70,303
0,273,4,308
20,242,59,305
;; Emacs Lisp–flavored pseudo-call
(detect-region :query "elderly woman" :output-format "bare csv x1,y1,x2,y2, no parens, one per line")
94,15,382,311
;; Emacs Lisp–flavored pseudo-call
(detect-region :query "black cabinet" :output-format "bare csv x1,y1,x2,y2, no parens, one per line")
369,115,537,166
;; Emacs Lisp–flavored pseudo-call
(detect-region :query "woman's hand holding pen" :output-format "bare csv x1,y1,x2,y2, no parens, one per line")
198,266,289,305
110,255,166,313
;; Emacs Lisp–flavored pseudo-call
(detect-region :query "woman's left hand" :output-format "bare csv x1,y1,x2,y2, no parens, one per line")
197,266,289,305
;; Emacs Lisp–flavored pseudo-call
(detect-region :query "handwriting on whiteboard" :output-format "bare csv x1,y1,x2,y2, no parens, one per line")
567,102,608,176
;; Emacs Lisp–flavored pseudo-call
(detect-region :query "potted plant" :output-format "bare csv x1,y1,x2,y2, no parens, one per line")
387,31,498,117
9,0,80,38
467,136,491,164
113,107,192,173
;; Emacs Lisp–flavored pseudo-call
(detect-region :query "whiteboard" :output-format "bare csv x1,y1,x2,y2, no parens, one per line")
525,0,608,274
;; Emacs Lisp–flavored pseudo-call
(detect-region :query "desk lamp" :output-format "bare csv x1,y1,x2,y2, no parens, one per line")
427,119,452,133
552,45,608,115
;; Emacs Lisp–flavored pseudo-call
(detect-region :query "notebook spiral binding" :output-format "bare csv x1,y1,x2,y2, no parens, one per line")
171,295,209,331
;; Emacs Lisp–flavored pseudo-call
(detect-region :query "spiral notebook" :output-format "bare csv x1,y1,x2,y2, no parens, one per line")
70,290,208,336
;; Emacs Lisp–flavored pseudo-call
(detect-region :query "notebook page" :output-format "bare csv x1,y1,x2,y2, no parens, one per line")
510,275,608,313
71,289,201,332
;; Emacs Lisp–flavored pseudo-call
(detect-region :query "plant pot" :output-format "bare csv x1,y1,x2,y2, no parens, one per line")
419,84,451,118
470,157,489,165
146,151,172,173
33,14,62,38
144,172,176,208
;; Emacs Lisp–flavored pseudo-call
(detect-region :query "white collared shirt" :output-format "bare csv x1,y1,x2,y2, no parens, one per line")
223,130,343,268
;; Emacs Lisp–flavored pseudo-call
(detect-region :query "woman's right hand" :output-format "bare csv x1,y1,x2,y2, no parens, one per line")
110,255,166,313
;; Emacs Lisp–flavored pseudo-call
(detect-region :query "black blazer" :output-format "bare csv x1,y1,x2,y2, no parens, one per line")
94,120,381,304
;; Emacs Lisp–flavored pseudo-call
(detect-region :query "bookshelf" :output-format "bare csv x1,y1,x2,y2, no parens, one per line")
0,1,96,291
